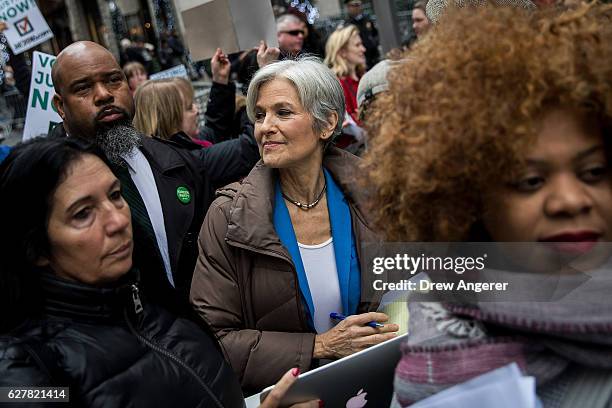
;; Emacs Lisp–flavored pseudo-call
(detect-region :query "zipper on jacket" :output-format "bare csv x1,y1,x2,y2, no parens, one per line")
131,284,144,314
124,287,224,408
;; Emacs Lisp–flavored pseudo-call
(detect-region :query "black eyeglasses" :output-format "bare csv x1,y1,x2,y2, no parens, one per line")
280,30,305,37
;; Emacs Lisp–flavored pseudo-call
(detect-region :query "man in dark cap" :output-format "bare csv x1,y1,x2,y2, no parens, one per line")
51,41,259,312
344,0,380,69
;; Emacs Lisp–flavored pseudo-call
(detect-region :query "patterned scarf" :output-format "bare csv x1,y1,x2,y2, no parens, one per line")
393,269,612,407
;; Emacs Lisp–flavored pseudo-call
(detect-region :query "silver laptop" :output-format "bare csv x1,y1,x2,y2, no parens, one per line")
249,333,407,407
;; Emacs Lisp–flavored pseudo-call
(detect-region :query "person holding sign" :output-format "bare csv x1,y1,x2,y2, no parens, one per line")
0,21,31,102
190,57,399,393
0,0,54,55
48,41,259,315
174,48,250,144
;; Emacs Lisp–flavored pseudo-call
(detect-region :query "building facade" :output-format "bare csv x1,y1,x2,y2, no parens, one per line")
36,0,179,60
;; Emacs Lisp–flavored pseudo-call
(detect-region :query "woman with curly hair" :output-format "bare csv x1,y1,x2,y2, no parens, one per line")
363,4,612,407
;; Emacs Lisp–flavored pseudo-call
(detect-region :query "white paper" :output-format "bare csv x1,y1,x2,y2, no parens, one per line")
244,393,261,408
176,0,278,61
342,111,366,144
0,0,54,54
409,363,539,408
149,64,189,80
22,51,61,141
376,276,421,310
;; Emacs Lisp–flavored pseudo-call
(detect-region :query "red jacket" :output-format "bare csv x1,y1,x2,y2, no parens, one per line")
339,75,361,125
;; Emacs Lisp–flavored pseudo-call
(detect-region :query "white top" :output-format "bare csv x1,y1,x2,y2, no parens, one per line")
123,148,174,287
298,237,342,334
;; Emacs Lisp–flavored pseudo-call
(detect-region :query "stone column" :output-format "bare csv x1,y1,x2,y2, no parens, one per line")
64,0,90,41
145,0,161,39
97,0,121,60
372,0,401,52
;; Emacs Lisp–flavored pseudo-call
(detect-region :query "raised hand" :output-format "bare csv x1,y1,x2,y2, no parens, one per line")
257,40,281,68
211,48,230,85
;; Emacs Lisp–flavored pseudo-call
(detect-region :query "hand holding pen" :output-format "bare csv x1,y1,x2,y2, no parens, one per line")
312,312,399,360
330,312,384,328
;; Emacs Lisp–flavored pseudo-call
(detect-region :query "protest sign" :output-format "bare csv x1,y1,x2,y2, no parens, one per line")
176,0,278,61
0,0,54,54
22,51,61,141
150,64,189,80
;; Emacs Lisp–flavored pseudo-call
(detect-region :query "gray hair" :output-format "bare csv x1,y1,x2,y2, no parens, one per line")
276,14,303,31
246,56,345,141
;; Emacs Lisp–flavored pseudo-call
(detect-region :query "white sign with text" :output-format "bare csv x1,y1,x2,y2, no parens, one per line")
149,64,189,80
0,0,54,54
22,50,61,141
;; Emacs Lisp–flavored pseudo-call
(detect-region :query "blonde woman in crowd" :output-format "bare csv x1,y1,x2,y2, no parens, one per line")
324,25,366,126
324,25,368,152
172,77,202,140
132,79,210,148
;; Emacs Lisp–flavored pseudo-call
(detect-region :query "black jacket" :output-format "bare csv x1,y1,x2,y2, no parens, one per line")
199,81,239,144
5,47,31,98
170,131,208,150
346,14,380,69
49,124,259,312
0,273,244,407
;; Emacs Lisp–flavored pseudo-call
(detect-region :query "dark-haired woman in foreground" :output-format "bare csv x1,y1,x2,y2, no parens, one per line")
363,4,612,407
0,137,318,407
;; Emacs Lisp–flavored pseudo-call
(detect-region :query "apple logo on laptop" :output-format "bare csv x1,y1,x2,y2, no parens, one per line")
346,389,367,408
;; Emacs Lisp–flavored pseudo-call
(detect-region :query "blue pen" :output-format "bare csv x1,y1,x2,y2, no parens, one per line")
330,312,384,328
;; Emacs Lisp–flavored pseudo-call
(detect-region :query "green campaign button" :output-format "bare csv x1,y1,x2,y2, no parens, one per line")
176,186,191,204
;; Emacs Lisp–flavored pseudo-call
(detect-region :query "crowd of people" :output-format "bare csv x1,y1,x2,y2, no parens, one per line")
1,0,612,407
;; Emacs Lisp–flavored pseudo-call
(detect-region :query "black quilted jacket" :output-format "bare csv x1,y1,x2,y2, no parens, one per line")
0,272,244,407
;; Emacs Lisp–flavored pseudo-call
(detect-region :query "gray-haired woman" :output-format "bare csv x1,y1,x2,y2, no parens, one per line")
190,57,398,392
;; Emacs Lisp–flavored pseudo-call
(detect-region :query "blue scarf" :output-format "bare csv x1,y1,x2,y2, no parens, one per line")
273,168,361,330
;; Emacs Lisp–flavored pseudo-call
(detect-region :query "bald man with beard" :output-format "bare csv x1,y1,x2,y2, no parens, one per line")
50,41,259,312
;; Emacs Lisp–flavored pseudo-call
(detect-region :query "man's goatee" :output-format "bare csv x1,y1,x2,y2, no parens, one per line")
95,124,143,166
